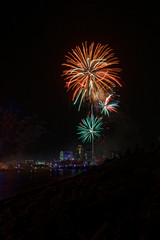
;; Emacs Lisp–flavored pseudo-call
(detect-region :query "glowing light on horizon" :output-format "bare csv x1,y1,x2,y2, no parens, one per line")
77,115,103,142
62,41,121,110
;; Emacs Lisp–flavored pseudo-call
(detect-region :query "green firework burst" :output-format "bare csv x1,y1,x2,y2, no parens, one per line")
77,115,103,143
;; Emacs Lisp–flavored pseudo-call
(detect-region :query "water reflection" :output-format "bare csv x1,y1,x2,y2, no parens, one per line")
0,168,84,201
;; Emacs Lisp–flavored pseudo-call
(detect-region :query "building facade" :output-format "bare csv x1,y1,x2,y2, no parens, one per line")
59,151,73,161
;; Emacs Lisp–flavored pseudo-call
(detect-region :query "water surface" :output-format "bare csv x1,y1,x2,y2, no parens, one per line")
0,168,82,200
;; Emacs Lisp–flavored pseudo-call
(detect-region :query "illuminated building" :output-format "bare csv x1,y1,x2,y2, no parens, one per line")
24,159,34,164
59,151,73,161
77,145,83,160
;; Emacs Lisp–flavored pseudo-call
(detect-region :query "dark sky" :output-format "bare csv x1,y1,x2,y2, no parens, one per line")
0,2,160,157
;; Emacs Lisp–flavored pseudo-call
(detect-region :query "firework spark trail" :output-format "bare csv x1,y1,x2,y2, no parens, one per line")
99,94,119,116
62,42,121,110
77,115,103,143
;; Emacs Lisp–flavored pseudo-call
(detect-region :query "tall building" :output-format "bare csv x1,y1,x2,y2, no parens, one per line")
59,151,64,161
77,145,83,160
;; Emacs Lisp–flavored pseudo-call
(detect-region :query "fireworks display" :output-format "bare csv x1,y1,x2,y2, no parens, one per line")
62,41,122,151
62,41,121,110
77,115,103,143
98,94,119,116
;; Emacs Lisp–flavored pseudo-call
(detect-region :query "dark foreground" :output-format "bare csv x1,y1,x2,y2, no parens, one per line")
0,150,160,240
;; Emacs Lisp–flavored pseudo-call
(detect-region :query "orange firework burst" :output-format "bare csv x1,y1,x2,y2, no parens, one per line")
62,41,121,110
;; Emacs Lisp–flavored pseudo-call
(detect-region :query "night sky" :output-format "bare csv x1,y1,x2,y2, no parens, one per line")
0,2,160,159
